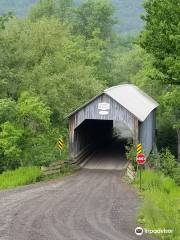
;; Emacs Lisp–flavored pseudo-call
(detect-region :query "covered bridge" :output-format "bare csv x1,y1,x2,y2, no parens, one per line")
68,84,159,163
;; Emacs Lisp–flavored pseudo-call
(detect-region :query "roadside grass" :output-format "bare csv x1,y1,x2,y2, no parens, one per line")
0,167,43,190
0,164,79,190
135,170,180,240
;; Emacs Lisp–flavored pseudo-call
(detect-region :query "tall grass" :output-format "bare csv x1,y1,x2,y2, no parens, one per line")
0,167,42,189
136,170,177,193
136,170,180,240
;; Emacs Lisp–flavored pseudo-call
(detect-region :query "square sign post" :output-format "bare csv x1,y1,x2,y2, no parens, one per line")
136,152,146,191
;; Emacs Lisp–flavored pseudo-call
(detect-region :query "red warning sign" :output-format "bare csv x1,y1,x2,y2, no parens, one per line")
136,153,146,165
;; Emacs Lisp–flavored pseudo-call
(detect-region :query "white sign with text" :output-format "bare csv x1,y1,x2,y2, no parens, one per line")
98,102,110,115
98,102,110,111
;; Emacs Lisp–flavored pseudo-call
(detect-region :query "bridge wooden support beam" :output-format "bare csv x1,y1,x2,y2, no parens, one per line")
133,119,139,145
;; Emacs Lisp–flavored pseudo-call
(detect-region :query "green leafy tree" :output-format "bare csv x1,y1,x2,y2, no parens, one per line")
0,0,147,173
0,122,23,172
134,0,180,159
17,91,51,131
160,149,177,177
72,0,116,40
17,92,54,166
139,0,180,85
0,99,17,124
29,0,74,24
0,18,24,99
0,12,13,29
160,88,180,161
0,99,20,172
28,0,55,21
24,0,118,85
0,17,104,120
110,45,147,86
56,0,74,24
125,143,137,170
0,92,57,171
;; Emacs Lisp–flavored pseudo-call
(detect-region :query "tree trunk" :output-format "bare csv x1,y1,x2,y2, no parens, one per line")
177,129,180,162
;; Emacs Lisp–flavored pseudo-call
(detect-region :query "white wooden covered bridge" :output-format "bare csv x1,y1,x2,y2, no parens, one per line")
68,84,159,163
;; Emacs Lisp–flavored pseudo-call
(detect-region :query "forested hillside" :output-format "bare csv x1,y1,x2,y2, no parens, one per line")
0,0,179,172
0,0,143,35
113,0,144,34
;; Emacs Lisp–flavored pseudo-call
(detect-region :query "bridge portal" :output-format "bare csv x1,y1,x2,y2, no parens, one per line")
68,84,158,164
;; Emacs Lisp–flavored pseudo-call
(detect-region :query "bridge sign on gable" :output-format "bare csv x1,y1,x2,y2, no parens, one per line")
98,102,110,111
98,102,110,115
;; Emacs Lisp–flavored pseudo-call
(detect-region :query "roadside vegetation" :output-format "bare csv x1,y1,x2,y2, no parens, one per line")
125,145,180,240
136,170,180,240
0,167,42,189
0,163,78,190
126,141,180,239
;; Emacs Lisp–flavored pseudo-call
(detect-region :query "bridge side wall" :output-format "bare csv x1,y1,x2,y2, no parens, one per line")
139,110,156,155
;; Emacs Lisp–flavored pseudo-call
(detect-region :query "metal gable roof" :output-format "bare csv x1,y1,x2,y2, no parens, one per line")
68,84,159,121
104,84,159,122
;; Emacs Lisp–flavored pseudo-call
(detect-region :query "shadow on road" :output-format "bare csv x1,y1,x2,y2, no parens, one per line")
82,140,128,170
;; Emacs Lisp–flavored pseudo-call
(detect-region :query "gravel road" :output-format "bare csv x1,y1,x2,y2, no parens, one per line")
0,169,153,240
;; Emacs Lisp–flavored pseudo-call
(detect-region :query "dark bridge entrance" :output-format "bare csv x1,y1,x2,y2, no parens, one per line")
74,119,132,168
74,119,113,158
68,84,158,166
81,140,127,170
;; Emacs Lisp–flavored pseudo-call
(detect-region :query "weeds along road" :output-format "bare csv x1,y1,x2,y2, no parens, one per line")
0,169,151,240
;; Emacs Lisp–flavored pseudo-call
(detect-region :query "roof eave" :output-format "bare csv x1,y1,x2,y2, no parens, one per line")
66,93,103,119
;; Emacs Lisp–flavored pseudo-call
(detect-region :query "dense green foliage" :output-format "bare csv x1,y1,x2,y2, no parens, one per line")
149,149,177,177
159,149,177,177
72,0,115,40
136,0,180,225
139,0,180,160
136,170,180,239
0,91,63,172
173,165,180,186
0,0,118,172
0,0,179,176
0,166,42,189
125,143,137,169
139,0,180,85
0,0,144,35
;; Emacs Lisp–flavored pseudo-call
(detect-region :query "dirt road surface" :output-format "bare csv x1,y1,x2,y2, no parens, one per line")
82,141,127,170
0,169,154,240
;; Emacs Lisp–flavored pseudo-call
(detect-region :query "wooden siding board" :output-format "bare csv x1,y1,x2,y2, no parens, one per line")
139,110,155,155
74,94,135,131
133,118,139,145
69,116,74,158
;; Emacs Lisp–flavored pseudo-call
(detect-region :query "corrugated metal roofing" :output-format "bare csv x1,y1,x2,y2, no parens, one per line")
104,84,158,122
68,84,158,122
